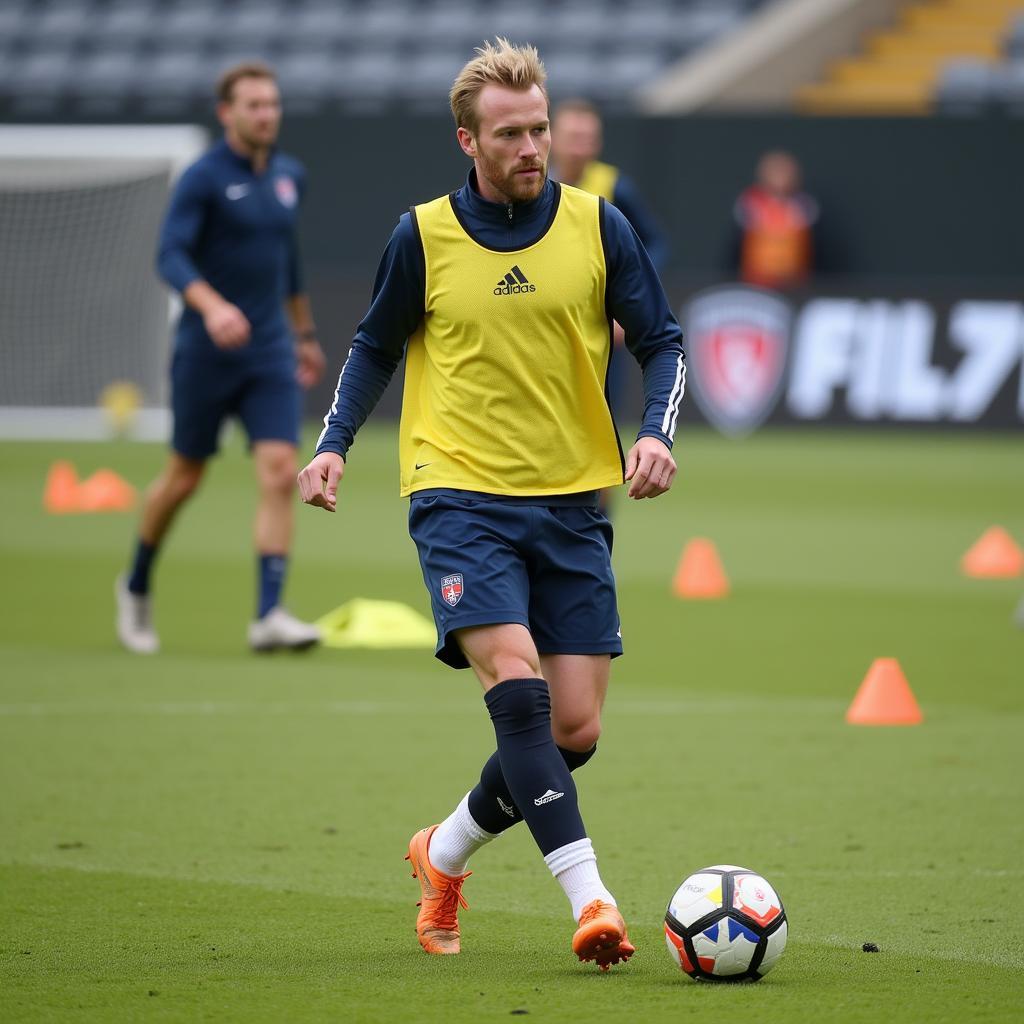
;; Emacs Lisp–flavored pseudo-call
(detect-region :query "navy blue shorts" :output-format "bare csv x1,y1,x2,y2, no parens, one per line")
408,493,623,669
170,352,300,460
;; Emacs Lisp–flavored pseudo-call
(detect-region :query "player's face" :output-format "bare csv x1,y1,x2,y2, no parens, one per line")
551,110,602,178
219,77,282,153
459,84,550,204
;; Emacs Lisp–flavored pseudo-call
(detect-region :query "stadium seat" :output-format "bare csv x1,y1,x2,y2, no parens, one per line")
275,50,341,112
133,50,211,113
995,61,1024,116
26,1,93,46
600,49,673,101
396,51,468,107
1004,14,1024,60
544,50,606,99
229,4,291,49
489,6,551,52
71,51,145,114
935,59,999,115
4,49,78,99
152,4,225,47
618,5,688,46
547,2,618,47
346,2,419,44
209,45,282,73
93,2,160,46
332,50,405,108
74,50,143,98
417,3,491,47
281,4,352,49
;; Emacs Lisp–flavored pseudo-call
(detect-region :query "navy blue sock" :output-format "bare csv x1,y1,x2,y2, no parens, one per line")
483,677,587,856
468,744,597,835
127,539,158,596
257,553,287,618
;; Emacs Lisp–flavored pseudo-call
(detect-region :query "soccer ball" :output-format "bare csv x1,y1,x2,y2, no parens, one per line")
664,864,788,982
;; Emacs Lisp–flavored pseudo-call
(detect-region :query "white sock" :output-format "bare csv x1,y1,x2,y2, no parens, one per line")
544,837,616,921
429,793,498,877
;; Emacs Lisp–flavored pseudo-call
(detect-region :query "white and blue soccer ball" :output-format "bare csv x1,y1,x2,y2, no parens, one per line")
664,865,788,982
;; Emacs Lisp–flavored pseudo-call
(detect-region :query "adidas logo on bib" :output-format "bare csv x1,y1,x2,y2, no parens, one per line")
493,264,537,296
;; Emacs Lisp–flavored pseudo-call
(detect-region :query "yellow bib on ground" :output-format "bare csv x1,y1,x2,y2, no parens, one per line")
576,160,619,202
400,183,623,497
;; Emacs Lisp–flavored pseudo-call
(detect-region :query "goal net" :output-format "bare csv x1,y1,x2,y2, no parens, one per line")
0,126,207,440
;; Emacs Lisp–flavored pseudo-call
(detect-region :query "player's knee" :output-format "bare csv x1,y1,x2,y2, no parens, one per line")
165,465,203,504
259,455,297,496
552,716,602,753
488,652,542,687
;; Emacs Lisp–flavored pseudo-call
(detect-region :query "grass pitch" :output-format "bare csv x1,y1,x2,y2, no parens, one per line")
1,426,1022,1023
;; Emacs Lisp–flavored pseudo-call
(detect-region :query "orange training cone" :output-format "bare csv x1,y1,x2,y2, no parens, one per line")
77,469,137,512
673,538,729,599
43,461,81,514
846,658,922,726
960,526,1024,579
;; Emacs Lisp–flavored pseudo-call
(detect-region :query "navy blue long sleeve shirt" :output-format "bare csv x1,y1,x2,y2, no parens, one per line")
156,139,306,361
612,172,669,271
316,170,685,466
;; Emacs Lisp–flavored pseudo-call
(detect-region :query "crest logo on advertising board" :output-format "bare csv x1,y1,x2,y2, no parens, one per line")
440,573,463,607
274,175,298,209
684,286,792,435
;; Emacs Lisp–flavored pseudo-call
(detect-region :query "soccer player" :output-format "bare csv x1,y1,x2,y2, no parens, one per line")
116,62,326,654
297,40,685,969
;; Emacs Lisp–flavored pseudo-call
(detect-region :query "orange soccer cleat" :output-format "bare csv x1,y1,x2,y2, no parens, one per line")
572,900,636,971
405,825,471,955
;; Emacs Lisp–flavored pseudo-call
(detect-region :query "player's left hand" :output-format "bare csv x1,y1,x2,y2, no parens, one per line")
624,437,676,500
296,340,327,388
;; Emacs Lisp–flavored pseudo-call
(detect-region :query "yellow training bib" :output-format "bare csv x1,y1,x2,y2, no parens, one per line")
576,160,619,203
400,183,624,497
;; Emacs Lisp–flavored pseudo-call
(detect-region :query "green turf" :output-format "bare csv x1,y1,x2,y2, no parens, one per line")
1,426,1022,1023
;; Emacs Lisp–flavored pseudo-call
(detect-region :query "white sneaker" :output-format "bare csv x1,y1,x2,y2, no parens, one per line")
115,574,159,654
248,607,321,652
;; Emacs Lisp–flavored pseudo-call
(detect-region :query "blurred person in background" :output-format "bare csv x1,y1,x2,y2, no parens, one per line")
116,62,326,655
550,98,669,515
731,149,819,291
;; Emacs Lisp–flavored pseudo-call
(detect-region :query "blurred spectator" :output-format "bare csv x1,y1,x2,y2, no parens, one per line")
731,150,818,291
550,98,671,517
550,98,668,269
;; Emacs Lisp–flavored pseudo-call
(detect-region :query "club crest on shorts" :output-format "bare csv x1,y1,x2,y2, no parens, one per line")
684,285,792,436
440,573,464,607
274,175,298,209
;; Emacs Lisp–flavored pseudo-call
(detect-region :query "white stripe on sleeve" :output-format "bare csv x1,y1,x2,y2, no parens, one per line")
659,355,686,440
315,346,353,450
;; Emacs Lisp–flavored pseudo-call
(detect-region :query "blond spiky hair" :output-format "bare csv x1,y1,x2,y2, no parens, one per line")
449,38,548,135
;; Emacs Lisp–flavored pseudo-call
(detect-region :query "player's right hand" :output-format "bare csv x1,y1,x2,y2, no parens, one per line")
205,302,251,349
297,452,345,512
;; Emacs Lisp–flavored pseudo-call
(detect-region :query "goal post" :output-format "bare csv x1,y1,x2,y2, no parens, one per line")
0,125,208,440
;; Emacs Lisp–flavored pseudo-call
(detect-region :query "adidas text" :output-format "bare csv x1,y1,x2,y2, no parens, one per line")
533,789,564,806
494,264,536,296
493,281,537,295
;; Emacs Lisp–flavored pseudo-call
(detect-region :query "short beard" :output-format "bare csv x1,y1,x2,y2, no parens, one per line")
478,151,547,204
237,124,277,154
